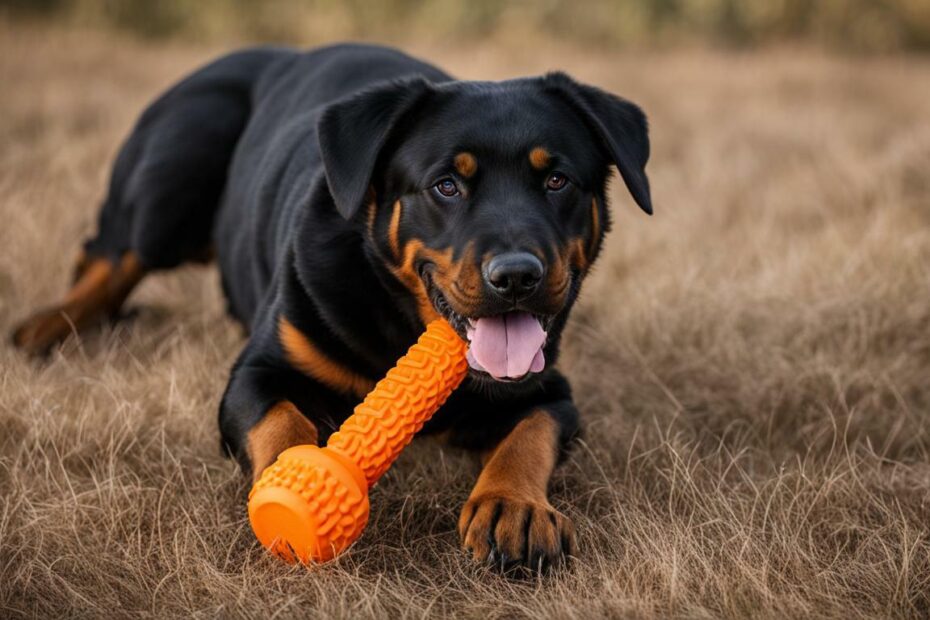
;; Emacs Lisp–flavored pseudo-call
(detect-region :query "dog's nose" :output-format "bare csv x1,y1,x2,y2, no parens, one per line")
484,252,544,300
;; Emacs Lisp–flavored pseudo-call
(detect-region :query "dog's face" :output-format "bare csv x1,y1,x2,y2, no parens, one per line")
319,73,651,383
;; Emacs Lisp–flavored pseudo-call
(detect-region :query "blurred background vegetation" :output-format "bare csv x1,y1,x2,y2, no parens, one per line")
2,0,930,52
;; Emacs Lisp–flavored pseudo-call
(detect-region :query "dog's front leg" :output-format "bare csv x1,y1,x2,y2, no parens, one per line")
218,363,326,482
458,404,578,572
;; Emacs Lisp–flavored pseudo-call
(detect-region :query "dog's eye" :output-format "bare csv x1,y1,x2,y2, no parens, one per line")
434,178,460,198
546,172,568,191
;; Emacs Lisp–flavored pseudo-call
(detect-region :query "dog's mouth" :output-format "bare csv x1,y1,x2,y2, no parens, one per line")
422,268,551,383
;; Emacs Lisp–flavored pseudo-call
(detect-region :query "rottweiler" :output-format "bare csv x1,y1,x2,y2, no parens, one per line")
11,44,652,572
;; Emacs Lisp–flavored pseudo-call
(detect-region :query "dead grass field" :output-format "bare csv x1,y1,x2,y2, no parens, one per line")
1,20,929,619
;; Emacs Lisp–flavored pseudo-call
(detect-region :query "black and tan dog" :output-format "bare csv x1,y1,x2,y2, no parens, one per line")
12,44,652,571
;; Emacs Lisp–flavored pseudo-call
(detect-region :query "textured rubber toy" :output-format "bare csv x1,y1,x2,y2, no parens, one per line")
248,319,468,563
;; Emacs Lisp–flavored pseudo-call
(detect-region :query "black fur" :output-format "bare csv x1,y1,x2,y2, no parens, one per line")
78,43,651,476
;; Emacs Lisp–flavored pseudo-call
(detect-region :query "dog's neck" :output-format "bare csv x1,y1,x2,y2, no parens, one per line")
287,185,422,375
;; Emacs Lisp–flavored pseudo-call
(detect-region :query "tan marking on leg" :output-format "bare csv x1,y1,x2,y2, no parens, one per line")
12,252,145,354
62,260,112,305
11,308,75,354
112,253,145,301
529,147,550,170
71,249,91,283
278,316,375,398
388,200,402,262
454,152,477,178
247,401,319,482
458,410,575,569
469,410,559,502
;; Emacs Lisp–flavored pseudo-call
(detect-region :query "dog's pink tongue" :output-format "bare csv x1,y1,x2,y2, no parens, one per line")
467,312,546,379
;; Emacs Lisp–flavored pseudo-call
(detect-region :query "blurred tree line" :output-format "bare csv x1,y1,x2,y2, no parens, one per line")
2,0,929,52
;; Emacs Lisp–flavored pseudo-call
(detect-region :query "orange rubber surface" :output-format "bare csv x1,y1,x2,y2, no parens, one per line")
248,319,468,563
327,319,469,485
248,444,369,563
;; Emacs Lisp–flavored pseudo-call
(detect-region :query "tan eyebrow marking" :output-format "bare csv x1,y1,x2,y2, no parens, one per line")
529,147,550,170
454,152,477,178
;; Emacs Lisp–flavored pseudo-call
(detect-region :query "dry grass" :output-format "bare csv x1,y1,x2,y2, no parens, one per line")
2,20,930,619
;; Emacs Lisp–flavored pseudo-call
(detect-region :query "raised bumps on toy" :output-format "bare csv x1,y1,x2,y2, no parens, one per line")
247,318,468,563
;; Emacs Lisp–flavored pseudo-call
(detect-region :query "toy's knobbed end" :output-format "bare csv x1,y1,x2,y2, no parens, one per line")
248,444,369,563
248,319,467,563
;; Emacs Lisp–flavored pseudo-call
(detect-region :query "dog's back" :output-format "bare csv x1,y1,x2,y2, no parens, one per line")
12,44,454,352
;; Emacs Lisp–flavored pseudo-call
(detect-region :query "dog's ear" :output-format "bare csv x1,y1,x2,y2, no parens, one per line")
318,77,432,220
544,72,652,215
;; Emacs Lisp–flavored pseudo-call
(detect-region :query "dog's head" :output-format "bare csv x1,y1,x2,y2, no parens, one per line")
318,72,651,383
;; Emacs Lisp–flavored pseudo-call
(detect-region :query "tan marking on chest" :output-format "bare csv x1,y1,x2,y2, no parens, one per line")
278,316,375,398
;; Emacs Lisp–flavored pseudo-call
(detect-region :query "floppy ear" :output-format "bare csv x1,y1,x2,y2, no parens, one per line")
317,77,432,220
544,72,653,215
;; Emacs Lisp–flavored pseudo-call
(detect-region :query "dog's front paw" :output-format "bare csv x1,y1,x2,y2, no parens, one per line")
458,494,575,573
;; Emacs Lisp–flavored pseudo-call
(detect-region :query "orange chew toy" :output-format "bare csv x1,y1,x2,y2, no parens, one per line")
248,319,468,563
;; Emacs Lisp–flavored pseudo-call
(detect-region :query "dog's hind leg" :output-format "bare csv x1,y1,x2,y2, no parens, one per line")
11,251,145,355
10,48,285,355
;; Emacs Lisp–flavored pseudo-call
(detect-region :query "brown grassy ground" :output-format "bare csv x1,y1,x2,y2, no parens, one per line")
1,20,929,619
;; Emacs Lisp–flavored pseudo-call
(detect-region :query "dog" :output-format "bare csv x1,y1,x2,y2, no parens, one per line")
11,44,652,572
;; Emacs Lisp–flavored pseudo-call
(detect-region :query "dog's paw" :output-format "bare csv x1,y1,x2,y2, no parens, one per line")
9,308,70,355
458,494,575,573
